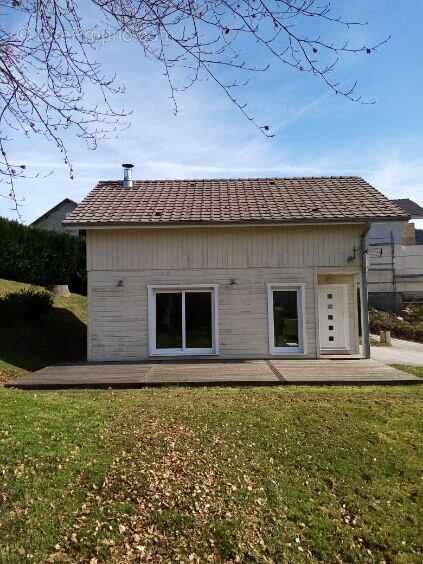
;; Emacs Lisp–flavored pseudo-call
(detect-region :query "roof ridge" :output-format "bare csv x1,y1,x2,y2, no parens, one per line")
96,175,363,184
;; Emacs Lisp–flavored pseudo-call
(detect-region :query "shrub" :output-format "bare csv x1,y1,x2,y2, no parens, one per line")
0,217,86,293
369,306,423,343
0,289,53,324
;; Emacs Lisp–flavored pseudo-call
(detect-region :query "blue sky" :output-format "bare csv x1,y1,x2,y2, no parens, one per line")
1,1,423,226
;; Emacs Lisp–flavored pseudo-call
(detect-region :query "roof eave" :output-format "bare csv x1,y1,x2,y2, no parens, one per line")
62,215,409,229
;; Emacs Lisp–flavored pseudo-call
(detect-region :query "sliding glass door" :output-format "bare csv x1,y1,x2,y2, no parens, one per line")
151,287,216,355
156,292,183,349
185,292,213,348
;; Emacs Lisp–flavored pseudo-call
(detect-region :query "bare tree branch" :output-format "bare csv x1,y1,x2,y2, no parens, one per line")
0,0,388,211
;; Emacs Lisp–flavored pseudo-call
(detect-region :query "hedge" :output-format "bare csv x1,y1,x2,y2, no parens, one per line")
0,217,86,294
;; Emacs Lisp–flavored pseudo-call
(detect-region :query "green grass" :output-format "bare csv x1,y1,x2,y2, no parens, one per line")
0,278,86,382
393,364,423,379
370,337,391,347
1,385,422,563
1,278,422,561
0,389,122,562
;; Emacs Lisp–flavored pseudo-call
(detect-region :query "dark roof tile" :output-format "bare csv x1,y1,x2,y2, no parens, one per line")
391,198,423,218
63,177,409,226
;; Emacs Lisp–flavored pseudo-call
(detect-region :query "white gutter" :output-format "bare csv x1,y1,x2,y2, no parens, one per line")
63,220,375,231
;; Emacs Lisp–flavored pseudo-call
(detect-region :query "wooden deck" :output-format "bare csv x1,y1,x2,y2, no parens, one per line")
5,359,421,389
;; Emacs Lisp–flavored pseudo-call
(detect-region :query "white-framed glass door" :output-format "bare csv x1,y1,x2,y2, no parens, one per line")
149,286,218,355
267,284,305,354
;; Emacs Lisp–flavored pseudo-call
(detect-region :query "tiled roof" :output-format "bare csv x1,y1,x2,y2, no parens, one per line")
391,198,423,218
63,176,409,227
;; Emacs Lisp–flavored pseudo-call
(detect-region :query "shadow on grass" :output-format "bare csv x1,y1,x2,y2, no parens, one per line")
0,306,86,372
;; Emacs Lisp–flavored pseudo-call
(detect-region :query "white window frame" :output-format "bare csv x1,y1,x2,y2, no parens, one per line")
267,283,306,355
148,285,219,356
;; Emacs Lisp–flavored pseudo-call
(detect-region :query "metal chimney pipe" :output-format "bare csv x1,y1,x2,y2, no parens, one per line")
122,163,134,187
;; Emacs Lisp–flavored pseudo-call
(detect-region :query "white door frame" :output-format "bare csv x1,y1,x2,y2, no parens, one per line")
267,283,307,355
318,283,350,352
148,285,219,356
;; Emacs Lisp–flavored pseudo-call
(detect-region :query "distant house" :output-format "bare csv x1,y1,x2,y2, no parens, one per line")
31,198,79,236
64,166,407,363
368,198,423,310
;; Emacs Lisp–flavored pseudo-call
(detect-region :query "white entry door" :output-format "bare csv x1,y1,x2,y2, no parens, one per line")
318,285,350,351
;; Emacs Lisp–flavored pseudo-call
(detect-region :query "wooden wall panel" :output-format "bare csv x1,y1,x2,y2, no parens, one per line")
87,225,363,271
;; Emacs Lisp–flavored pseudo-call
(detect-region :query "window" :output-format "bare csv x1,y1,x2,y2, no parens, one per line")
273,291,299,348
186,292,213,348
156,293,182,349
149,286,218,355
268,284,305,354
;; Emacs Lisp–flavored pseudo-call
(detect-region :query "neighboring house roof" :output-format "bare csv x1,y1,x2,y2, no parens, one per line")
63,176,409,227
390,198,423,219
32,198,78,226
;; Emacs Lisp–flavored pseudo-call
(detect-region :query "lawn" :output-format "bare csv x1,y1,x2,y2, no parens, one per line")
1,278,422,561
1,383,422,563
0,278,86,382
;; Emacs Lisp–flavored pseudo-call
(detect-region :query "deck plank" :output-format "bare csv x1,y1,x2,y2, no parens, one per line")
270,360,420,383
148,361,276,383
4,359,421,389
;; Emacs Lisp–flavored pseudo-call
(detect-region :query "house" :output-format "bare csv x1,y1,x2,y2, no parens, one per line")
368,197,423,310
391,199,423,245
63,166,408,362
31,198,79,235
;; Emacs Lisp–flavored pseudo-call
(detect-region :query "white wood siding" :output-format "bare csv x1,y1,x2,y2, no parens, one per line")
87,225,363,271
86,225,364,361
88,267,319,361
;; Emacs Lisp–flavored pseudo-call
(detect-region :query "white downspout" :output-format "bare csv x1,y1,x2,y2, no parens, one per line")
360,224,371,359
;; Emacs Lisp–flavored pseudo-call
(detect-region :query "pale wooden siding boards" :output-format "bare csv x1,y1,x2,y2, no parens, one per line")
86,225,363,271
88,276,148,361
86,225,363,361
87,268,318,361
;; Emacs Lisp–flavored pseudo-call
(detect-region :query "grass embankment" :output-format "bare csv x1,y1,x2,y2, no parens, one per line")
1,385,422,563
394,365,423,379
0,278,86,382
370,304,423,343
